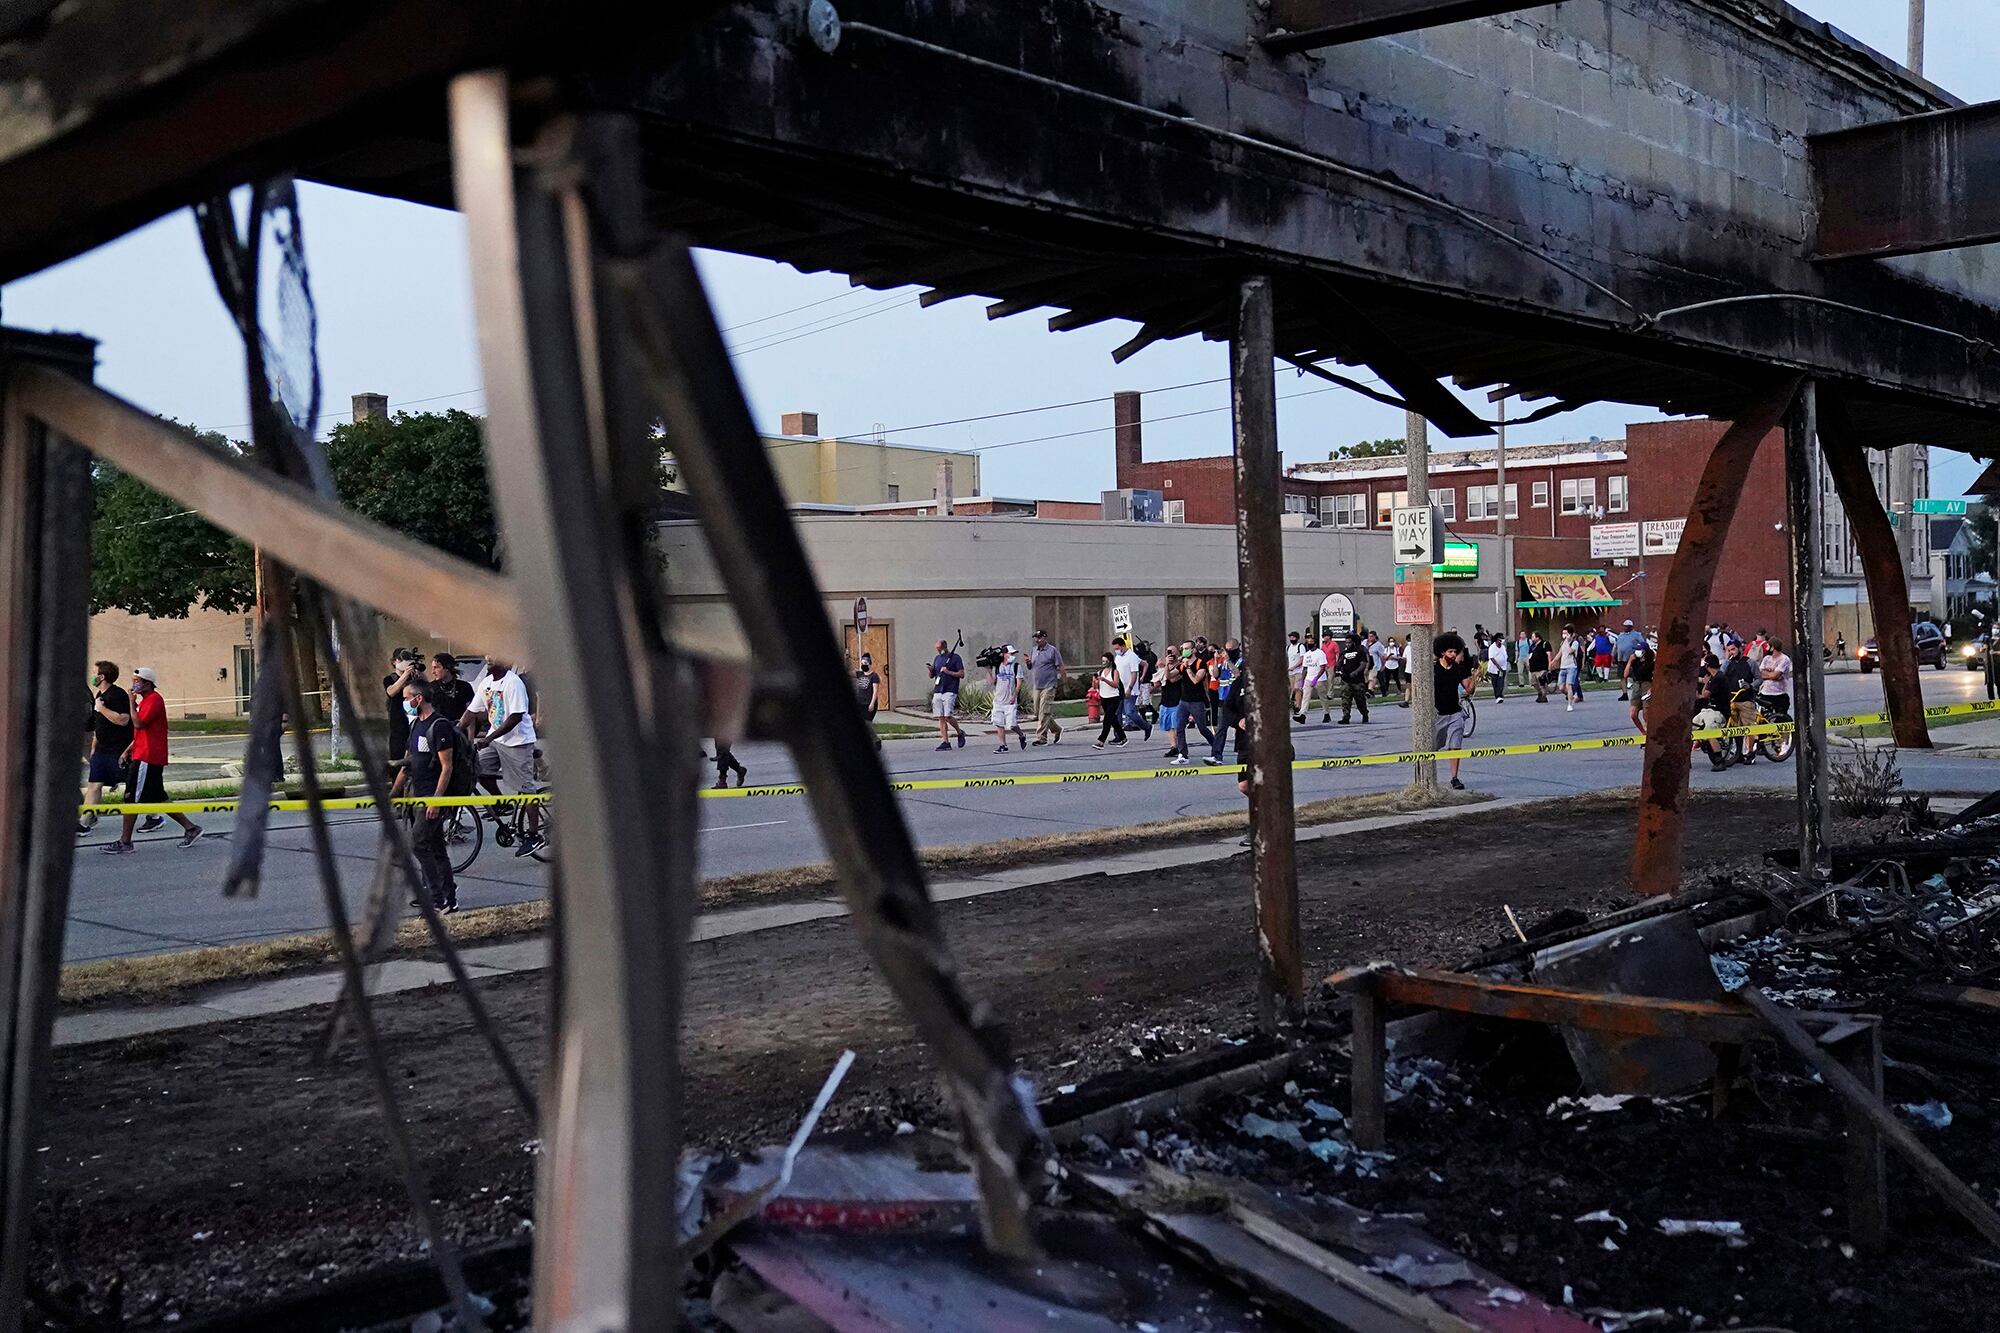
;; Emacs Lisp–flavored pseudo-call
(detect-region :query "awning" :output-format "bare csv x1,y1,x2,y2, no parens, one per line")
1516,570,1622,609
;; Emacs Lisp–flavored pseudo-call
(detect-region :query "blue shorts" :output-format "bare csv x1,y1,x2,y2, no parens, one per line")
1558,667,1581,689
87,750,123,785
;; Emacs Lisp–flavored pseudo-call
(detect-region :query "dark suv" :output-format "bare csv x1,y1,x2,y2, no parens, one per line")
1858,623,1947,673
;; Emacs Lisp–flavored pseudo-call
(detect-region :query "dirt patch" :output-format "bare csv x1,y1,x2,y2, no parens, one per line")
35,791,1789,1325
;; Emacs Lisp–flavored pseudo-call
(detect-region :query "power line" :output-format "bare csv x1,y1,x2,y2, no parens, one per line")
728,293,921,356
962,381,1358,455
855,377,1234,438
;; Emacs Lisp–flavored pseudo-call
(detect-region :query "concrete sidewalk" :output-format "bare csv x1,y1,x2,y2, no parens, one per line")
55,794,1525,1048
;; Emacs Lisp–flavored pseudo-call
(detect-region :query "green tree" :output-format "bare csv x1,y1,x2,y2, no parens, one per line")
324,409,500,569
1336,437,1405,459
90,424,255,619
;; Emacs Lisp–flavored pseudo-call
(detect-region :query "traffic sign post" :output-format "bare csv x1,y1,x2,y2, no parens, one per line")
1111,603,1133,637
1912,498,1968,516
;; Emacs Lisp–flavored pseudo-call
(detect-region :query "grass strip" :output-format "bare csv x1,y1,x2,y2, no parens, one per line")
60,783,1489,1008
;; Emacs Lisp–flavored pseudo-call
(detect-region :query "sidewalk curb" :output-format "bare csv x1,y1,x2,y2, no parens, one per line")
54,795,1534,1049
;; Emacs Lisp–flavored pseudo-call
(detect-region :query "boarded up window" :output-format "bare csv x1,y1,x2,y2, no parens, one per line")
1032,596,1106,672
1166,594,1231,646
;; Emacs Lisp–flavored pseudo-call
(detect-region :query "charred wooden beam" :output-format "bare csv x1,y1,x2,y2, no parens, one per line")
1232,276,1303,1030
0,359,92,1333
1306,282,1491,439
1784,383,1831,880
1263,1,1540,53
1809,100,2000,260
1631,377,1803,898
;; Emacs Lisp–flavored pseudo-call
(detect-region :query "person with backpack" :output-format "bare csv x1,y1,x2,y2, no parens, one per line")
391,678,467,912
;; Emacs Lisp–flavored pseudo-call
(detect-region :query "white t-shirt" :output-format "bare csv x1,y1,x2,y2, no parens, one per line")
473,670,537,747
1759,651,1793,698
1488,640,1510,671
1286,642,1305,678
1557,638,1579,669
1303,647,1328,683
1114,649,1141,691
1383,641,1402,669
993,661,1020,709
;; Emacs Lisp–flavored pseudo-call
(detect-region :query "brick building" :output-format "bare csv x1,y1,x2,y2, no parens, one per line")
1111,387,1932,646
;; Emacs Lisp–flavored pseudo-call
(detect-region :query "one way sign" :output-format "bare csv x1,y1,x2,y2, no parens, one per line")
1392,504,1437,565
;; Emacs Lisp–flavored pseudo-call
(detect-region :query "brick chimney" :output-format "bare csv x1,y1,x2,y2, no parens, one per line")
352,392,389,423
933,460,954,516
781,410,819,437
1113,389,1142,483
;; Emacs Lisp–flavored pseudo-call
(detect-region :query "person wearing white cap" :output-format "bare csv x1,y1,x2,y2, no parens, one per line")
1612,618,1647,701
989,644,1028,752
102,667,202,853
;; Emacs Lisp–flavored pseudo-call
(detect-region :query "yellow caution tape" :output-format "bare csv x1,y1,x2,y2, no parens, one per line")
76,700,2000,815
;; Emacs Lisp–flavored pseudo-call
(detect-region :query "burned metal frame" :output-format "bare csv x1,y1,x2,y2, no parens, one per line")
1784,383,1831,880
1630,377,1803,898
1263,1,1542,53
1809,99,2000,262
1328,963,1895,1251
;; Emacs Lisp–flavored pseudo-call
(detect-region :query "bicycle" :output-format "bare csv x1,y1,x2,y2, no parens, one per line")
1458,672,1480,739
1749,693,1794,763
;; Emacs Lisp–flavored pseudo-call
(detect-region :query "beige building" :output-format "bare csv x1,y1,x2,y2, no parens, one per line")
657,513,1513,706
672,410,982,507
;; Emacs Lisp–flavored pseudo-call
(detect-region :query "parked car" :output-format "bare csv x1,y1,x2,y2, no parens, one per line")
1857,623,1947,673
1962,633,1993,672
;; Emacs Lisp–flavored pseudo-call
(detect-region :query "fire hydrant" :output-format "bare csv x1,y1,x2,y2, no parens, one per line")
1085,683,1101,723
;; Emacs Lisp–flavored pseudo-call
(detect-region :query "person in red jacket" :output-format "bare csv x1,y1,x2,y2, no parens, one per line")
102,667,202,853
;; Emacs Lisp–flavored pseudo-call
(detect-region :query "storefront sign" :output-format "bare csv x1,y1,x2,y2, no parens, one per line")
1590,522,1640,559
1431,540,1479,580
1319,592,1356,635
1641,518,1684,555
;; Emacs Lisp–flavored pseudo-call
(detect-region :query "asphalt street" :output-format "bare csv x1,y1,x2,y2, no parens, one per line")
65,666,1999,964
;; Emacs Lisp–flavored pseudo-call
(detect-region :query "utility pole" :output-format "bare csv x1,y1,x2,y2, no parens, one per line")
1406,409,1437,796
1494,393,1510,636
1891,0,1926,613
1908,0,1925,77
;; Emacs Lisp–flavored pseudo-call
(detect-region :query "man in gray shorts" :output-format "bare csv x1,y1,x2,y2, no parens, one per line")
1431,632,1476,791
470,655,544,856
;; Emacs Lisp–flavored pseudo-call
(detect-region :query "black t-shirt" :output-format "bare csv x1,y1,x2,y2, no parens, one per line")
435,676,475,728
1434,659,1475,715
90,684,133,754
385,669,417,755
1627,648,1655,684
854,670,880,713
1529,642,1551,672
405,712,452,794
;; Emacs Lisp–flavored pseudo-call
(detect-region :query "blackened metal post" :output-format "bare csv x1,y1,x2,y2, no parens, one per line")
1821,424,1930,748
1230,275,1302,1028
1785,382,1830,880
0,398,90,1333
1406,409,1436,795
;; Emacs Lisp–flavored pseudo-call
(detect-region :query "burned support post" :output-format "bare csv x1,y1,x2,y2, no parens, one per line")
0,383,91,1333
1405,410,1437,796
1230,275,1302,1029
1785,383,1831,880
450,74,691,1327
1821,417,1931,748
1631,378,1802,897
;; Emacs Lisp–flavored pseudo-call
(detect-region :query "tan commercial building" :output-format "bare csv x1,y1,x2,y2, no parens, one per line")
657,514,1514,706
669,409,982,507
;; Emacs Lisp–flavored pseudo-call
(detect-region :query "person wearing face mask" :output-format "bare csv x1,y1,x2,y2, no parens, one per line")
1432,634,1476,791
854,652,883,752
79,660,133,836
102,668,202,853
391,679,464,912
1334,631,1370,724
383,647,421,775
469,655,544,854
1204,640,1247,765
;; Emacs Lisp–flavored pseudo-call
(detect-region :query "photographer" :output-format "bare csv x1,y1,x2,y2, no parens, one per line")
929,637,967,751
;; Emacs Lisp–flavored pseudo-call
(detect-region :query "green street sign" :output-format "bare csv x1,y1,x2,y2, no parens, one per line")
1913,498,1968,516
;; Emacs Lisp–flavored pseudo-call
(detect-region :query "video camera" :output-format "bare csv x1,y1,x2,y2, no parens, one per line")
974,645,1007,670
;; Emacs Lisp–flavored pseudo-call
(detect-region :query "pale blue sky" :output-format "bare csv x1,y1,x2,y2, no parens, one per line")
4,1,1993,501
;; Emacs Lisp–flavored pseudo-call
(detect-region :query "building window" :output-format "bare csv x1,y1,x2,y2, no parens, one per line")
1504,482,1519,519
1560,477,1597,515
1436,489,1456,521
1318,495,1335,524
1466,485,1490,521
885,483,899,502
1608,475,1628,513
1375,488,1408,527
1164,499,1185,524
1334,493,1368,529
1285,493,1310,513
1532,480,1549,509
